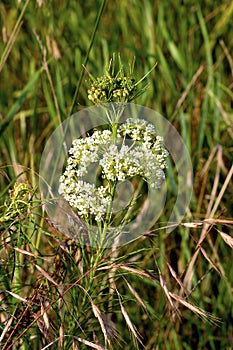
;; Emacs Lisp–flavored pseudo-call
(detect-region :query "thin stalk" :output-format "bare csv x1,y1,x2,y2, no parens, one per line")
0,0,30,73
69,0,106,116
195,4,213,169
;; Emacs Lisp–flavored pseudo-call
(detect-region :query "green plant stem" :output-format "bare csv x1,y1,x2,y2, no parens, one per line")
69,0,106,116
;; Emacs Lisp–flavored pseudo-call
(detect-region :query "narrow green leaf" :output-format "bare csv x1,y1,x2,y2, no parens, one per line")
0,66,44,136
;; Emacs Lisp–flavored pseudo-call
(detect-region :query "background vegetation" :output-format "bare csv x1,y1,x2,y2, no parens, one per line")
0,0,232,349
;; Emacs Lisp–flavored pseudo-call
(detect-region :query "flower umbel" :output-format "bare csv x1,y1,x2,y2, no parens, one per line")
59,118,168,223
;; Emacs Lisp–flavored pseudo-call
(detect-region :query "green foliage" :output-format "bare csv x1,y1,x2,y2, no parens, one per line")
0,0,232,349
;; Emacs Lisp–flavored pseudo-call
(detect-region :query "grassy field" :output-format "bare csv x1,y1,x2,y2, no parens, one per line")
0,0,233,349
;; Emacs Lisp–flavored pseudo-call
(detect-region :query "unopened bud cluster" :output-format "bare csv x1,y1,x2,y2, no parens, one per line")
88,76,136,103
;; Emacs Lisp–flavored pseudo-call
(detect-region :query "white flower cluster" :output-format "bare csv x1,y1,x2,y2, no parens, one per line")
59,119,169,222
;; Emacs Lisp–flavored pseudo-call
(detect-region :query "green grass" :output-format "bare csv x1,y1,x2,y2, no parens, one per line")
0,0,233,349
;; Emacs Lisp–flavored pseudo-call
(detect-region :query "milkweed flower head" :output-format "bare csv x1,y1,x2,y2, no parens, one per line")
59,118,168,222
